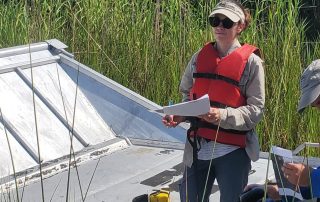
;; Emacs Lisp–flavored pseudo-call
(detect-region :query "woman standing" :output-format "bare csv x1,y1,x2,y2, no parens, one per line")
162,0,265,201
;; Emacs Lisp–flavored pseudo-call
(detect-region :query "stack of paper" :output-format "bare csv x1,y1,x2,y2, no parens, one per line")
153,94,210,116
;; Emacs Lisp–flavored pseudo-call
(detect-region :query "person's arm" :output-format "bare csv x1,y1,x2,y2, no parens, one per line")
179,52,199,102
310,167,320,197
284,164,320,199
218,54,265,130
162,51,199,127
300,167,320,199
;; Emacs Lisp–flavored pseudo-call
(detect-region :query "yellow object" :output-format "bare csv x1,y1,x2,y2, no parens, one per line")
149,189,170,202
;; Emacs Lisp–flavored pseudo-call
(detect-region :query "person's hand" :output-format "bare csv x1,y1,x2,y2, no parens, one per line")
199,107,221,124
266,185,281,200
162,115,185,128
282,163,310,187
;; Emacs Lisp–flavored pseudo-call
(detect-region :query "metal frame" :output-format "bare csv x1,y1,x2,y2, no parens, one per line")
293,142,320,155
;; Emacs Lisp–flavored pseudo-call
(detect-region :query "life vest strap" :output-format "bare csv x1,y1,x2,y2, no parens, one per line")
198,121,248,135
193,72,240,86
186,117,202,152
210,100,228,108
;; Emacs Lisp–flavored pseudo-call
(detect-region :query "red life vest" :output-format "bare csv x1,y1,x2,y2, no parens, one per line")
190,42,259,148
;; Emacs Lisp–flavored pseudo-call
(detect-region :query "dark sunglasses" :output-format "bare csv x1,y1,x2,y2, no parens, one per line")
209,16,235,29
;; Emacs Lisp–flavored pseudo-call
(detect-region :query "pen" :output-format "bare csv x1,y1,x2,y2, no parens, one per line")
165,100,174,124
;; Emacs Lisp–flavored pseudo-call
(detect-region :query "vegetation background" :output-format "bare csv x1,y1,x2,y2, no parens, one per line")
0,0,319,154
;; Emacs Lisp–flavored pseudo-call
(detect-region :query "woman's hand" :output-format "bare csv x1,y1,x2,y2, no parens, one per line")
282,163,310,187
162,115,185,128
199,107,221,124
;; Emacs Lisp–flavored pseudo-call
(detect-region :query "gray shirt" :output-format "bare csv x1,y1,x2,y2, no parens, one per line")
179,40,265,167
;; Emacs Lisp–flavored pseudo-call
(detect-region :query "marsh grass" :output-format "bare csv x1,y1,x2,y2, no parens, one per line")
50,0,319,152
0,0,319,200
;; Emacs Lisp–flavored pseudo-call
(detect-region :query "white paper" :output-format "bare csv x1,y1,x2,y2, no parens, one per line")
271,146,293,163
152,94,210,116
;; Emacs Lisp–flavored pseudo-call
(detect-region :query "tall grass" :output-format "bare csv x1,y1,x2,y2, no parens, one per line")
0,0,319,155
